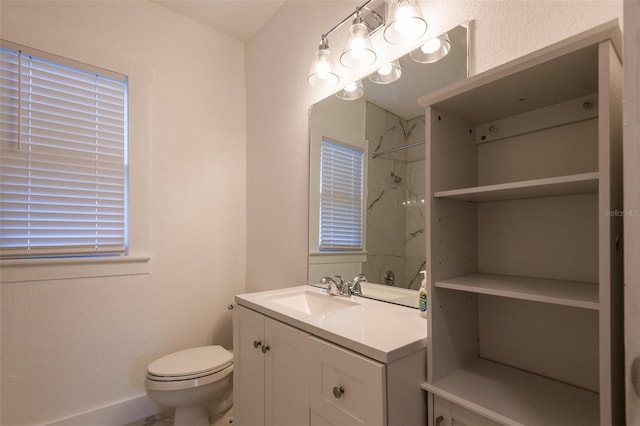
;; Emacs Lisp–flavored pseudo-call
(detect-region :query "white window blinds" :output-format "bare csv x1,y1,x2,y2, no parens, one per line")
0,42,128,259
319,138,364,251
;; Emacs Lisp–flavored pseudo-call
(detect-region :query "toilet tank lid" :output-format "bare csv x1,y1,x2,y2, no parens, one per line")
148,345,233,377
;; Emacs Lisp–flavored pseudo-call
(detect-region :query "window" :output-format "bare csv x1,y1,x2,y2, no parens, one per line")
0,41,128,259
319,138,364,251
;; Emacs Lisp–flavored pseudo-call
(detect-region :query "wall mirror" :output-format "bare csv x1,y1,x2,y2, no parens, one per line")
308,23,469,307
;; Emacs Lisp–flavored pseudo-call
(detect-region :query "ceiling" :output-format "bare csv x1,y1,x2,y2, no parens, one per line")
152,0,286,42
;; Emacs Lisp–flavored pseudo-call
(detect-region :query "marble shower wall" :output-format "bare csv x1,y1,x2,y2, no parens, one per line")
364,102,425,289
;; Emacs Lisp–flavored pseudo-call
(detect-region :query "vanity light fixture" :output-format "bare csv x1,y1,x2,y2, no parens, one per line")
307,38,340,88
410,33,451,63
307,0,439,90
340,12,377,69
306,0,385,88
383,0,427,45
368,60,402,84
335,80,364,100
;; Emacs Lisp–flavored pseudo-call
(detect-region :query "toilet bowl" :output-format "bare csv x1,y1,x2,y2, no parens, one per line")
145,345,233,426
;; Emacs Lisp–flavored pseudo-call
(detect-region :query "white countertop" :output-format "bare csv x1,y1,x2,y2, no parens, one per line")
234,285,428,363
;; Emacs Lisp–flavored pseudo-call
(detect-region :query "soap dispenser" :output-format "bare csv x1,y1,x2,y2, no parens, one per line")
418,270,427,318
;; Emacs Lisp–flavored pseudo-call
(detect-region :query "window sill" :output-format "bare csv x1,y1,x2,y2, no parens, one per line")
0,255,150,283
309,251,367,264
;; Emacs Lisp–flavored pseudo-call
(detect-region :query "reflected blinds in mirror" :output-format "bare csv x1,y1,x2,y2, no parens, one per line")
319,138,364,251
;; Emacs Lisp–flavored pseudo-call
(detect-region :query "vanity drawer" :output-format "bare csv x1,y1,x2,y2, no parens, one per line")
308,336,386,426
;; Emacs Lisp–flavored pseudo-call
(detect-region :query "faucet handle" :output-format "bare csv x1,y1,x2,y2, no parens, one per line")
334,275,351,296
349,274,366,296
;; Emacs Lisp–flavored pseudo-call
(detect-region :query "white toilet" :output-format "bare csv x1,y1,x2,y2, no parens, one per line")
144,345,233,426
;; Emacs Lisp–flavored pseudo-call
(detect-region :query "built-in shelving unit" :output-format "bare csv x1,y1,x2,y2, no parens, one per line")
421,358,599,426
434,273,599,310
433,172,599,202
419,21,624,426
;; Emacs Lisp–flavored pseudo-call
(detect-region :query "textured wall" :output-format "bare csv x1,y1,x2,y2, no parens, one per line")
0,2,246,424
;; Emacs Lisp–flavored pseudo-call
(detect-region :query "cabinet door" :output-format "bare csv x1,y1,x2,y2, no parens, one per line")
264,317,310,426
233,305,265,426
451,404,502,426
432,395,451,426
432,396,502,426
308,336,386,426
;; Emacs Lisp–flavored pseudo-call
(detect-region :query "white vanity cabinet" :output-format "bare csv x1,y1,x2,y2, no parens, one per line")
233,286,428,426
233,304,311,426
420,21,623,426
308,336,386,426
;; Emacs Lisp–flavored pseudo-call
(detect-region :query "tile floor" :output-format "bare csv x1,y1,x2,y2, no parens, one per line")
127,409,233,426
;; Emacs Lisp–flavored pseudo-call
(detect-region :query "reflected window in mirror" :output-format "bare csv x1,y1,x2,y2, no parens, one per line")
319,139,365,251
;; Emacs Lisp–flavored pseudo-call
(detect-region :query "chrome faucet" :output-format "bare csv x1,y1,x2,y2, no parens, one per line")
321,275,350,296
321,274,366,297
350,274,366,296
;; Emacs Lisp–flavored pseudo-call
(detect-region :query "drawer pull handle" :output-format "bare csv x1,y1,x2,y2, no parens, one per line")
435,415,444,426
253,340,262,349
332,386,345,399
261,344,270,354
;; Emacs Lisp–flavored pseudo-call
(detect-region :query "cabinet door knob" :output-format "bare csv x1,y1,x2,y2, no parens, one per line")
332,385,345,399
435,415,444,426
261,344,270,354
253,340,262,349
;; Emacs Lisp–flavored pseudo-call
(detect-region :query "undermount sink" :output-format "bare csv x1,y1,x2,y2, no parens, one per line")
266,289,360,315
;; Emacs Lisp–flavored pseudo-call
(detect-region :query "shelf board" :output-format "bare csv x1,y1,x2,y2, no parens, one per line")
422,358,599,426
435,273,599,310
433,172,599,202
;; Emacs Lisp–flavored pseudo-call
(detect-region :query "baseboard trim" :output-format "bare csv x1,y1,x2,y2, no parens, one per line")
47,394,160,426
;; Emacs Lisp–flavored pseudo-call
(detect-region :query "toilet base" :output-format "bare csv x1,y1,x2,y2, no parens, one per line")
174,406,209,426
210,405,233,426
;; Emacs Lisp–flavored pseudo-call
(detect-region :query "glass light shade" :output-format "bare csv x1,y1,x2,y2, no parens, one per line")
308,48,339,88
336,80,364,100
340,22,377,69
410,33,451,63
368,60,402,84
384,0,427,45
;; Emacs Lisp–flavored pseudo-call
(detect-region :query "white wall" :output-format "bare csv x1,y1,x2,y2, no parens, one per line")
245,0,623,293
0,1,246,425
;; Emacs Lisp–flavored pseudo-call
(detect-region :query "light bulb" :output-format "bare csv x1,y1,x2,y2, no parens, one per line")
368,60,401,84
410,33,451,64
395,3,417,35
349,34,366,61
308,45,339,88
315,59,330,79
378,63,393,76
344,82,358,92
341,21,377,68
384,0,427,45
336,80,364,100
421,38,442,54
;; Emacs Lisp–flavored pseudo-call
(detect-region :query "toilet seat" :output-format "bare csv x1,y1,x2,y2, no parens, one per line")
145,346,233,392
145,363,233,391
146,346,233,382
